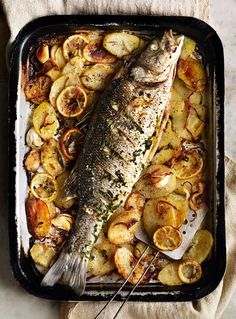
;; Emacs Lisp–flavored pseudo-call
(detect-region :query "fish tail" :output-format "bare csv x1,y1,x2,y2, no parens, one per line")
41,251,88,295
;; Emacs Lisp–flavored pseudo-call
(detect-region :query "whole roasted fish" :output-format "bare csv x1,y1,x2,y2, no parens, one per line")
42,30,184,294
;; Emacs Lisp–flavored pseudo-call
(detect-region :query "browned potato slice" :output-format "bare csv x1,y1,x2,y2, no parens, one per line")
46,67,61,81
103,32,141,58
88,242,117,276
103,207,125,234
153,226,182,251
177,58,206,92
36,43,49,64
183,229,213,264
52,213,74,232
54,170,76,209
49,73,82,107
62,34,89,60
178,259,202,284
180,37,196,59
81,64,116,91
83,37,117,63
157,262,183,286
41,138,66,177
32,101,59,140
62,56,84,75
135,164,176,198
30,243,56,268
124,192,146,211
26,196,51,239
108,208,141,245
24,149,40,172
143,194,188,238
24,76,52,105
114,247,147,284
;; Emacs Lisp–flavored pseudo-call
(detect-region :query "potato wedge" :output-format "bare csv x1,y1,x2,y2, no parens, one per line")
54,170,76,209
135,164,176,198
30,243,56,268
62,56,84,75
143,194,188,238
49,73,82,107
108,208,141,245
88,242,117,276
36,43,50,64
103,32,141,58
52,213,74,232
124,192,146,211
30,173,58,203
178,259,202,284
41,138,66,177
177,58,206,92
157,262,183,286
24,149,40,172
46,67,61,81
62,34,88,60
114,247,147,284
183,229,213,264
81,64,116,91
83,37,117,63
26,196,51,239
24,76,52,104
32,101,59,140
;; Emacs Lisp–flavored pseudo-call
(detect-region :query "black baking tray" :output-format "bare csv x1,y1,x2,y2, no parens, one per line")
8,15,225,301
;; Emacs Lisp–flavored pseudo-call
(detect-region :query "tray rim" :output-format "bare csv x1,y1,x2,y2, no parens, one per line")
8,14,225,302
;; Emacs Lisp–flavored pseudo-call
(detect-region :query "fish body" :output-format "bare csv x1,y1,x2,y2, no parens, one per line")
42,31,184,294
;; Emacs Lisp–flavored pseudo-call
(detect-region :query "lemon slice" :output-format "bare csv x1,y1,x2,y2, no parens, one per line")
178,259,202,284
56,85,87,118
60,128,84,160
172,150,203,180
30,173,58,203
153,226,182,251
62,34,89,60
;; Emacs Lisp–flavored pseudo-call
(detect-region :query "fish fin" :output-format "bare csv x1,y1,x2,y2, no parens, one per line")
41,251,88,296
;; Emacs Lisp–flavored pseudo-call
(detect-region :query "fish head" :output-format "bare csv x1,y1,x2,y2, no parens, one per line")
131,30,184,84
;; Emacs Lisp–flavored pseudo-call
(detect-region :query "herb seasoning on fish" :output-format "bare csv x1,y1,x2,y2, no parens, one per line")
41,30,184,295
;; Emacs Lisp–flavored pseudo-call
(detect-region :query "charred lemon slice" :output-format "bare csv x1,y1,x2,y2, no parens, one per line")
62,34,89,60
178,259,202,284
56,85,87,117
30,173,58,203
60,128,84,160
153,226,182,251
172,150,203,180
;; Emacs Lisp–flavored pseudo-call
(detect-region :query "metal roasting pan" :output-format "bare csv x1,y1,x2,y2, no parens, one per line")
8,15,225,302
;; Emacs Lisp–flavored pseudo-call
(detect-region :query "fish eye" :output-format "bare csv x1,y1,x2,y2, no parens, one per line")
150,43,158,51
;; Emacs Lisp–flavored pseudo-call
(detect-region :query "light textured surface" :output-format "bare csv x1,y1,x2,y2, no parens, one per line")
0,0,235,318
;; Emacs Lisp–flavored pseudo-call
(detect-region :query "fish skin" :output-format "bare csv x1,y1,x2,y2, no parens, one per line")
41,30,184,294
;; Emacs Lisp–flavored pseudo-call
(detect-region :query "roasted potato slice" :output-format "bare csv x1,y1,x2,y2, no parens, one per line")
177,58,206,92
62,56,84,75
124,192,146,211
51,46,67,69
88,242,117,276
103,32,141,58
36,43,50,64
178,259,202,284
180,37,196,60
56,85,87,118
52,213,74,232
103,207,125,234
108,208,141,245
24,76,52,104
54,170,76,209
62,34,89,60
143,194,188,238
153,226,182,251
26,127,44,148
24,149,41,172
49,73,82,107
173,77,192,101
158,120,182,149
41,138,66,177
46,201,57,218
32,101,59,140
30,173,58,203
172,150,203,180
134,241,154,263
83,37,117,63
152,146,175,165
183,229,213,264
114,247,147,284
135,164,176,198
81,64,116,91
30,243,56,268
157,262,183,286
26,196,51,238
46,67,61,81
